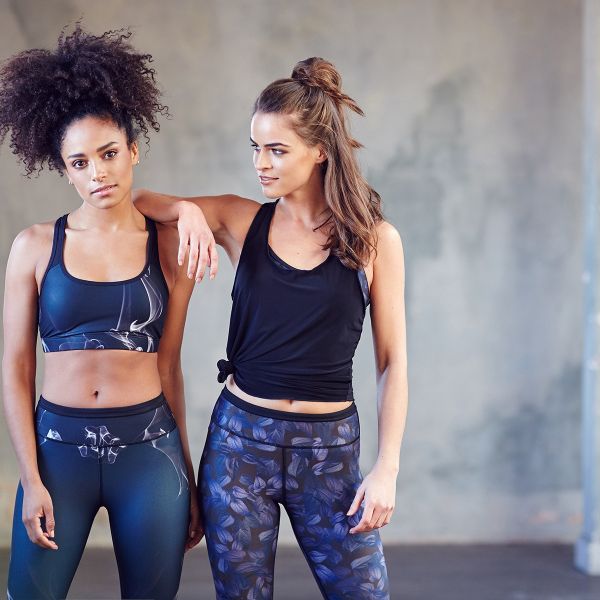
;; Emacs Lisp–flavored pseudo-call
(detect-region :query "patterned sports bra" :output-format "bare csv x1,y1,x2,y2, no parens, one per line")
38,215,169,353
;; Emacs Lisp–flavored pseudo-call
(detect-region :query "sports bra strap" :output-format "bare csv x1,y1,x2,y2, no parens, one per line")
145,217,159,264
47,214,67,270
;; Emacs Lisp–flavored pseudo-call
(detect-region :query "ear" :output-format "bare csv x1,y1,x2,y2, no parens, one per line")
130,141,140,165
314,145,327,164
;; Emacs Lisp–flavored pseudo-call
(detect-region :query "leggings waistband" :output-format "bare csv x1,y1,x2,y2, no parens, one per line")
37,393,166,418
212,387,360,449
36,393,176,446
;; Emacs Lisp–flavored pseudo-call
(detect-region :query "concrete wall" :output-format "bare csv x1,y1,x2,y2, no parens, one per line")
0,0,583,546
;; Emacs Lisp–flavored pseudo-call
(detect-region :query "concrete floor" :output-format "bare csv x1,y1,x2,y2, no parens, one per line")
2,543,600,599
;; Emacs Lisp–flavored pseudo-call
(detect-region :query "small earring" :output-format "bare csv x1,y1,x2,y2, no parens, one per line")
68,180,73,185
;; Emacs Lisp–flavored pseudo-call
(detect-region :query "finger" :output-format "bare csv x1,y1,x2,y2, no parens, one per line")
346,486,365,516
177,230,190,267
43,504,55,539
373,508,390,529
349,504,374,534
380,508,393,528
195,239,209,282
187,239,199,279
186,528,204,551
209,242,219,280
26,518,57,549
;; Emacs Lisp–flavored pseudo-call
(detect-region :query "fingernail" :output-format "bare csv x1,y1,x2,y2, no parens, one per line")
210,274,215,280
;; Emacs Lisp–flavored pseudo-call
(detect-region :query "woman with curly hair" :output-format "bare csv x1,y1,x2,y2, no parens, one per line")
1,25,207,599
136,57,407,599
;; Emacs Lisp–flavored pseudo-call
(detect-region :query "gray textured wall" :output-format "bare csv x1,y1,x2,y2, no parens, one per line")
0,0,583,547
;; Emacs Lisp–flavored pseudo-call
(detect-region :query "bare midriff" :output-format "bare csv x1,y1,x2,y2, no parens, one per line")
226,376,353,414
41,350,162,408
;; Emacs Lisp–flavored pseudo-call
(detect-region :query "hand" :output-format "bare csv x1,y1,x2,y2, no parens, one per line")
346,464,397,534
177,201,219,282
185,485,204,551
21,480,58,550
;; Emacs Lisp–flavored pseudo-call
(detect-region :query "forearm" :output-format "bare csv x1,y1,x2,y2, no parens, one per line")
374,362,408,473
2,365,41,485
160,366,195,479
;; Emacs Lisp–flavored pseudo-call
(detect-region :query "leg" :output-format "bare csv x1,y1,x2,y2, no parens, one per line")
8,438,99,600
103,428,190,600
284,439,390,600
199,420,282,600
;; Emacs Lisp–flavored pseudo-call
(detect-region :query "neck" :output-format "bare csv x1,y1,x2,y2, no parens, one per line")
279,170,328,224
73,194,143,231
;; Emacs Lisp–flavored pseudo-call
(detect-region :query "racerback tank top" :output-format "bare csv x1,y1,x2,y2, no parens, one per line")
218,200,370,401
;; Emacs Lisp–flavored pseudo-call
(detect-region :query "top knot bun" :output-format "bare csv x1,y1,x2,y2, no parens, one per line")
291,57,363,116
292,57,342,94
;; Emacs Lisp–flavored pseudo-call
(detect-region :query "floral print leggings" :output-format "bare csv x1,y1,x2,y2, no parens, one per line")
199,387,389,600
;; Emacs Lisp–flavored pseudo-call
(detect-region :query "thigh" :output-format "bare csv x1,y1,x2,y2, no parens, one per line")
8,438,99,600
284,439,389,600
103,429,190,600
199,420,281,600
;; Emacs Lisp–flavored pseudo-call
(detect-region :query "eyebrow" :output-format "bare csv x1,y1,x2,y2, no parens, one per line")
67,141,119,159
250,137,291,148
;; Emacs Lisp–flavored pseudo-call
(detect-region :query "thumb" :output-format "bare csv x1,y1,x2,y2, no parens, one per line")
346,485,365,516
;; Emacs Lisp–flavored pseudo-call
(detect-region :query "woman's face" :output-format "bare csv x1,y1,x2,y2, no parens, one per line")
60,115,138,210
250,112,326,200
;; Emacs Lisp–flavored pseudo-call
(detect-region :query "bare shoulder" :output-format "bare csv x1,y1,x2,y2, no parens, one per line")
218,195,262,251
5,220,57,291
9,220,55,266
375,220,403,253
221,194,261,229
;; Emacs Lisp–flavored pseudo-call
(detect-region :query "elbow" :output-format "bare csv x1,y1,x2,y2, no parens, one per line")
157,357,182,383
375,354,407,382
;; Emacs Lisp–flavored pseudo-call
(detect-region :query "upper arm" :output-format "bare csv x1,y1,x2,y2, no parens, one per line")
3,225,52,380
157,265,195,375
156,226,195,373
369,221,407,375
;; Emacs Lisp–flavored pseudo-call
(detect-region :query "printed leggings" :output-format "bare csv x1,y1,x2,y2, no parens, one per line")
8,395,190,600
199,387,389,600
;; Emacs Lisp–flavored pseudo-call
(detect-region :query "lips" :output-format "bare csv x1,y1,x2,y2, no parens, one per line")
91,184,116,194
258,176,278,184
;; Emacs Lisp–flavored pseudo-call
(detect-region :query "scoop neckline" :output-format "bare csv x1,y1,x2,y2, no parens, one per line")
265,200,333,273
59,214,151,286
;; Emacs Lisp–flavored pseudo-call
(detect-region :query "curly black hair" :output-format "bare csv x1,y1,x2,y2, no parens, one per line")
0,23,168,175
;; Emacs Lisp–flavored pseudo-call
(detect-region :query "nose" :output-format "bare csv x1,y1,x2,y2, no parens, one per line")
89,160,107,182
254,148,271,171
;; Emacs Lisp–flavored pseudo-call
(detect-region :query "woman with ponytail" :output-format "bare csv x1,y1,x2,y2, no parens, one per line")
0,25,211,599
137,57,406,599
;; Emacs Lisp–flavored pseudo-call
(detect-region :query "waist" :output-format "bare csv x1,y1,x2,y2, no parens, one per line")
42,351,162,407
36,393,176,446
226,377,353,413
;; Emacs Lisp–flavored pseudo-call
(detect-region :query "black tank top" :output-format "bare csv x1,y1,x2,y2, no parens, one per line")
218,200,370,402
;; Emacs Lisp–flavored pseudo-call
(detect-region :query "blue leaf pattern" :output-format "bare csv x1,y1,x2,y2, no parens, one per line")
198,393,389,599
